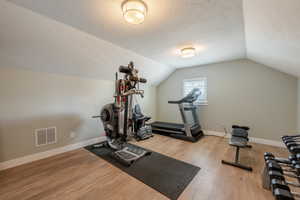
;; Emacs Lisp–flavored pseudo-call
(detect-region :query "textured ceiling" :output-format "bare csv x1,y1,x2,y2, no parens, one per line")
8,0,246,68
244,0,300,77
0,0,173,85
2,0,300,80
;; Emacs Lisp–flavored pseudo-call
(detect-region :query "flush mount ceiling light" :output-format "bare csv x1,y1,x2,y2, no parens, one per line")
181,47,196,58
122,0,148,24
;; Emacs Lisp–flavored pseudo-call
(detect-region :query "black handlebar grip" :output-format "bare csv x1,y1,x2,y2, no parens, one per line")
119,66,132,74
139,78,147,83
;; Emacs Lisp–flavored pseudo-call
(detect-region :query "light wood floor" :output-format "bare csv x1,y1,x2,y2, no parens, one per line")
0,135,288,200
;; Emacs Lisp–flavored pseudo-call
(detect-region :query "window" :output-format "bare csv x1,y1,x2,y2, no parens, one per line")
183,77,208,105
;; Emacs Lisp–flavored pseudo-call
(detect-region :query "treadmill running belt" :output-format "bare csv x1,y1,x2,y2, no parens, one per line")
151,121,184,130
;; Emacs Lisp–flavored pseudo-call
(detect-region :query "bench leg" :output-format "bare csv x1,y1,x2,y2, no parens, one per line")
235,146,240,163
221,146,253,172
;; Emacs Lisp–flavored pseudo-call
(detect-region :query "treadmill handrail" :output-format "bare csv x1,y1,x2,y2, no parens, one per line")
167,88,201,104
168,100,180,104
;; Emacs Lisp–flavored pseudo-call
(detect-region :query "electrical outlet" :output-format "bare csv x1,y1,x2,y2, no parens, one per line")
70,131,76,138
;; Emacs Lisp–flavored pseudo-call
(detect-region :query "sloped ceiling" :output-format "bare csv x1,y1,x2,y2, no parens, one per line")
8,0,246,68
0,0,173,85
243,0,300,77
1,0,299,82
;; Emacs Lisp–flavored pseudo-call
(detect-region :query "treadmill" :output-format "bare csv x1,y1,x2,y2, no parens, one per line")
151,88,204,142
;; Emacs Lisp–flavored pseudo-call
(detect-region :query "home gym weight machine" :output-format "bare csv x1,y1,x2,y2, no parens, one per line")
92,62,152,166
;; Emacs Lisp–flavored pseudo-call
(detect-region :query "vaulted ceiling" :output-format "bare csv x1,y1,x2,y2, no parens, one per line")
1,0,300,83
0,0,173,85
243,0,300,77
8,0,246,68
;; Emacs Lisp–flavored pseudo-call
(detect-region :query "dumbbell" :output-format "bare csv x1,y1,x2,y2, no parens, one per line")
271,179,297,200
283,138,300,146
265,153,300,166
283,137,300,142
278,137,300,152
264,152,300,164
266,160,300,176
273,188,295,200
283,141,300,150
283,137,300,146
264,152,295,165
289,146,300,154
262,161,300,191
284,141,300,147
268,170,300,188
282,135,300,141
264,153,300,175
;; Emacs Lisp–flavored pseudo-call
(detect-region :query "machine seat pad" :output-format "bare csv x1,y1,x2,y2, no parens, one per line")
229,136,248,147
232,128,249,138
232,125,250,131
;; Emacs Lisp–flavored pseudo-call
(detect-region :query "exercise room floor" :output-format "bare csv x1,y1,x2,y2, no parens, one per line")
0,135,288,200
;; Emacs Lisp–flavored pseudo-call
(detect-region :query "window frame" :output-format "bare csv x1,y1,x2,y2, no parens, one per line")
182,77,208,105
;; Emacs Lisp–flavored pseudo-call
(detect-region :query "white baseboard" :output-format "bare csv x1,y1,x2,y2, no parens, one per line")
0,136,106,171
204,130,285,148
248,137,285,148
204,130,228,138
0,131,286,171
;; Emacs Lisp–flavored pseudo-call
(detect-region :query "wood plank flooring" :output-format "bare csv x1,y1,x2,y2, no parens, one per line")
0,135,288,200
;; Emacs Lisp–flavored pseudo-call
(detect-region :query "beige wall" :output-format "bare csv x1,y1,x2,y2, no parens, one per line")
157,59,297,141
0,67,156,162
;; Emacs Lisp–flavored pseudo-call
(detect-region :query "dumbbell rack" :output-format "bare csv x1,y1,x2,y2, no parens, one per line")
262,135,300,200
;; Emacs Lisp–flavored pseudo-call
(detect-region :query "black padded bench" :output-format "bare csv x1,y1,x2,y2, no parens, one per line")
221,125,253,171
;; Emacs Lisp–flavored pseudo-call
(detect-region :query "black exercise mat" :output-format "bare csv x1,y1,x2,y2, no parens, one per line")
85,143,200,200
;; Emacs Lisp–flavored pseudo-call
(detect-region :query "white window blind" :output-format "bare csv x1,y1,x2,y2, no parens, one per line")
183,77,207,105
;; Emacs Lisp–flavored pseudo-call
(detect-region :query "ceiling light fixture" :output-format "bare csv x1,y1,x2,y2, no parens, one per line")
181,47,196,58
122,0,147,25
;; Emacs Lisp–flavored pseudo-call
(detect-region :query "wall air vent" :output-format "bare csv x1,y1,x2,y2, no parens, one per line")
35,127,57,147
